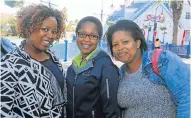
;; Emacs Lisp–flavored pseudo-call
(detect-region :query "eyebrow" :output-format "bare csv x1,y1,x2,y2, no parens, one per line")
79,30,98,34
41,26,57,30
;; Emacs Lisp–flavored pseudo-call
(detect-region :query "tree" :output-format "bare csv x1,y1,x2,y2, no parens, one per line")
170,1,184,44
62,7,68,21
4,0,24,8
66,21,74,32
74,19,79,25
0,15,18,36
7,16,17,36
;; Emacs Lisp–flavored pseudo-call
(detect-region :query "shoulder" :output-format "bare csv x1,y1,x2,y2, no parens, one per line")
1,50,22,73
94,51,119,73
1,49,20,62
1,37,17,52
142,49,181,63
94,50,113,65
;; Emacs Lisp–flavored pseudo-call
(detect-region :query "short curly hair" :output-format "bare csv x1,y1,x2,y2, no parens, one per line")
106,20,148,56
17,4,65,40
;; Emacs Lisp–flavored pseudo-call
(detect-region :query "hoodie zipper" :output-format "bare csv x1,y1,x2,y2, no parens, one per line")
106,78,110,99
92,110,95,118
73,75,77,118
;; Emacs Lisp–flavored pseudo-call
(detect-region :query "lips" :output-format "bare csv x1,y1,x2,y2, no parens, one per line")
118,52,127,57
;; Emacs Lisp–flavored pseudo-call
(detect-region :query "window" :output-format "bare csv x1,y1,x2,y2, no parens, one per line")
185,12,191,19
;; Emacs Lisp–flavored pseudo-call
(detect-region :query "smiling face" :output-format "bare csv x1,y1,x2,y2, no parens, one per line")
26,16,58,52
112,30,141,63
76,21,100,58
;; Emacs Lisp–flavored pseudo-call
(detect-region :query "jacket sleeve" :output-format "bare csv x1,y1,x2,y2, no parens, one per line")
100,64,120,118
0,59,18,117
159,50,190,118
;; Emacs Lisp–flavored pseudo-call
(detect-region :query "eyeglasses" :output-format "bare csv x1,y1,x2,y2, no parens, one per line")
77,32,100,40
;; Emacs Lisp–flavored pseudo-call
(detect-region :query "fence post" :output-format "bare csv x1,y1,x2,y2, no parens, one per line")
64,40,68,62
187,42,190,58
165,43,168,50
99,40,102,49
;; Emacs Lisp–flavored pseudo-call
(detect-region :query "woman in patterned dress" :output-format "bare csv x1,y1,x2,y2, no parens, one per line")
1,4,66,118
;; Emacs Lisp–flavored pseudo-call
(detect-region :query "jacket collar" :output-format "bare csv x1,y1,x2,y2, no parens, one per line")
72,49,110,74
72,48,101,74
142,50,152,68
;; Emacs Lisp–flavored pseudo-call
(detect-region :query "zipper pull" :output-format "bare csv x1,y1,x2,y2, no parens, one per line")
73,75,77,86
92,110,95,118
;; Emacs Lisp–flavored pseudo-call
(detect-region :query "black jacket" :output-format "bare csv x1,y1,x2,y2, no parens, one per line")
66,50,120,118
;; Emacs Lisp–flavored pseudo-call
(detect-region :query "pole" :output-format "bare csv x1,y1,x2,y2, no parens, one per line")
147,22,151,43
40,0,57,7
152,4,161,50
49,0,50,7
64,40,68,62
101,0,103,22
162,31,165,44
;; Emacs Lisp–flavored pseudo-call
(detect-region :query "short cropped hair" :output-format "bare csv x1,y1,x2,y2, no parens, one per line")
75,16,103,38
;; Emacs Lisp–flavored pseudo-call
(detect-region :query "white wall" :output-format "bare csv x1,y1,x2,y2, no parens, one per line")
179,1,191,30
178,1,191,45
133,2,173,44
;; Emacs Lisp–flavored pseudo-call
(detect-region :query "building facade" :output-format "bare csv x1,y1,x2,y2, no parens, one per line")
105,1,191,45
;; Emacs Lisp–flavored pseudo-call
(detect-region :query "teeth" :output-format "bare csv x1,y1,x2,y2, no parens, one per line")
44,41,50,44
82,44,90,48
119,53,126,57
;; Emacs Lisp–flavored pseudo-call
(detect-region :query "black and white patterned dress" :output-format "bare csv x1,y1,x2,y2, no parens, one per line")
0,43,66,118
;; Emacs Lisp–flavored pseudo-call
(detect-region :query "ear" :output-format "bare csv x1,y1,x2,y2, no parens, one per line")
136,40,141,49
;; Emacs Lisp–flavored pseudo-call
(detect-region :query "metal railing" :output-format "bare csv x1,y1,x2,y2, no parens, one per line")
50,41,191,61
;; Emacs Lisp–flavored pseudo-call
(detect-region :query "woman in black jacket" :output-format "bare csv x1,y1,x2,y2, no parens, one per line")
66,16,120,118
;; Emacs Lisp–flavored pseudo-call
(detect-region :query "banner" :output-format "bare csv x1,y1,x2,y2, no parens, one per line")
181,30,186,45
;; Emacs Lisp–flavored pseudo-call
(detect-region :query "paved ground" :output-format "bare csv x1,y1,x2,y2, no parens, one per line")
61,58,191,72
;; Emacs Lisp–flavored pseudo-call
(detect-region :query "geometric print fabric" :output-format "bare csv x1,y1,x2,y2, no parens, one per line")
1,48,65,118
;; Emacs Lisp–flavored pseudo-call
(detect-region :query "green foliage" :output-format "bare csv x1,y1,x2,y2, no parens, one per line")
74,19,79,24
160,26,167,31
4,0,24,8
62,7,68,21
66,20,74,32
0,15,17,36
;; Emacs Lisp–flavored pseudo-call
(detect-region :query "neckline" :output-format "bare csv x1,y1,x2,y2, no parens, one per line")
39,57,51,63
126,64,142,76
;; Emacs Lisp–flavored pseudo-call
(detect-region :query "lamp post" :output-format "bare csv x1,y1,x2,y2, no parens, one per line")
147,22,152,43
152,3,163,49
94,0,114,23
101,0,103,22
40,0,57,7
162,31,167,44
143,21,153,44
161,21,171,44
